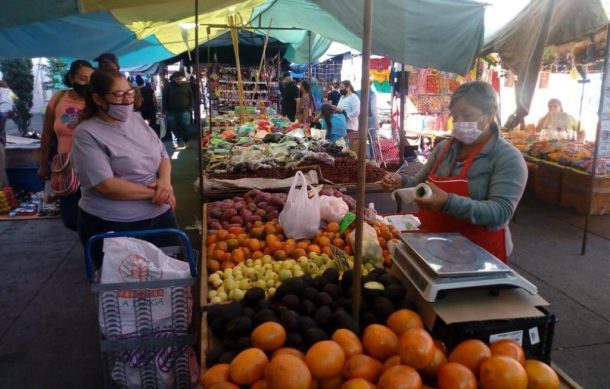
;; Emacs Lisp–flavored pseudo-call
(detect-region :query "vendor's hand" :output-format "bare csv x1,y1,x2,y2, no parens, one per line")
414,181,449,212
165,192,177,210
381,172,403,192
37,165,50,181
148,178,174,205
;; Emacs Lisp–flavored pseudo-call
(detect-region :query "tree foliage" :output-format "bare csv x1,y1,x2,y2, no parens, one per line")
40,58,69,91
0,58,33,135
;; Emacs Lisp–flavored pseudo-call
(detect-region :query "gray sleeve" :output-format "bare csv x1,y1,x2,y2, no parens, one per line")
401,140,444,187
72,129,114,190
158,136,169,159
443,145,528,229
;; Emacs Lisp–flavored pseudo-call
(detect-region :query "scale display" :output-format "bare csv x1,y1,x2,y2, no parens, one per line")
393,233,538,302
399,233,511,277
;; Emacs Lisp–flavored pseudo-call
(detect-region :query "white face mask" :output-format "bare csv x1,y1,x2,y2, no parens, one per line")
452,121,483,145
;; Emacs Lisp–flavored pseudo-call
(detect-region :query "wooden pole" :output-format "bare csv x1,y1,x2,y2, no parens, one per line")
399,63,407,163
582,26,610,255
308,30,312,83
195,0,204,203
352,0,374,325
207,27,213,136
228,13,246,124
254,18,273,97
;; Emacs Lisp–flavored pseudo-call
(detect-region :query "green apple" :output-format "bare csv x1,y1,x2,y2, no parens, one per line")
223,268,233,279
298,256,309,266
321,254,331,263
262,255,273,265
305,262,318,275
266,279,275,288
211,296,223,304
224,278,236,291
282,261,293,270
313,256,325,267
245,258,254,267
217,292,228,302
278,269,292,281
253,259,262,267
292,264,303,273
272,262,282,272
208,290,218,299
308,252,318,260
239,279,252,290
293,270,305,277
263,263,272,270
255,280,267,289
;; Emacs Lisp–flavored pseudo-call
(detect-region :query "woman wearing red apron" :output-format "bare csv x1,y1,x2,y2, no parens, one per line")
382,82,528,262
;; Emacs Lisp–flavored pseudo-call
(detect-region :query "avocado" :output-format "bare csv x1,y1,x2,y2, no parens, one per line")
253,309,277,325
315,291,333,307
226,316,253,337
281,294,301,311
304,328,329,348
207,303,224,325
220,301,243,324
374,296,395,321
244,287,266,305
300,274,315,288
300,299,317,316
235,336,252,352
363,281,385,299
242,307,255,318
332,297,351,310
341,269,354,290
361,310,378,328
303,287,319,301
254,299,270,312
286,332,304,350
314,305,333,327
222,337,238,351
384,284,406,300
205,345,225,367
333,310,360,335
397,298,417,311
380,273,401,287
369,268,386,281
280,310,301,331
218,351,237,364
211,318,225,337
315,268,340,288
275,277,305,300
299,316,318,332
322,284,343,300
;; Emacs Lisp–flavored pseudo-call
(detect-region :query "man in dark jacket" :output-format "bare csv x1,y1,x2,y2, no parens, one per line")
280,73,299,122
162,71,193,149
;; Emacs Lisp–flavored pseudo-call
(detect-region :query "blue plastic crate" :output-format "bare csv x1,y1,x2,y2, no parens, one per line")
6,166,44,193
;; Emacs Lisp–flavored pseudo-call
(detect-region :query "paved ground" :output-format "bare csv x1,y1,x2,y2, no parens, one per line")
1,145,609,387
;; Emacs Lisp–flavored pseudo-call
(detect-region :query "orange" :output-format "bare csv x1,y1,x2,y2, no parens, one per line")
479,355,527,389
265,354,312,389
214,250,227,261
252,250,264,259
362,324,399,361
524,360,560,389
378,237,388,250
448,339,491,376
268,240,283,253
331,329,363,358
382,355,401,372
437,362,477,389
226,238,239,252
386,309,423,337
317,236,331,247
274,250,288,261
251,322,286,352
247,238,262,252
322,246,333,256
304,340,346,380
221,261,235,270
206,234,218,245
265,234,278,246
216,241,228,252
253,220,264,228
490,339,525,365
201,363,230,389
339,378,375,389
238,233,250,246
228,226,244,235
420,346,447,379
377,365,422,389
398,328,435,370
296,241,309,250
231,248,245,263
344,245,353,255
229,348,269,385
307,244,322,255
250,227,265,240
319,376,344,389
284,242,295,255
209,382,239,389
264,223,277,235
332,238,345,248
250,380,268,389
208,259,221,272
343,354,383,382
327,222,340,233
292,248,308,259
271,347,304,360
217,230,230,240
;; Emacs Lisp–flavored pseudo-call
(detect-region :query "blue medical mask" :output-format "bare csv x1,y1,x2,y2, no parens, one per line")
104,102,133,121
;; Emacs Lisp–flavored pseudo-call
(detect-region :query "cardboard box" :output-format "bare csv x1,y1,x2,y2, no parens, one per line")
391,266,556,363
561,170,610,215
535,162,564,205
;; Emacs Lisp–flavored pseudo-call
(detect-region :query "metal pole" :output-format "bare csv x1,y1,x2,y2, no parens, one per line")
582,26,610,255
352,0,374,326
207,27,212,136
195,0,204,204
399,64,406,163
576,77,590,135
308,30,312,83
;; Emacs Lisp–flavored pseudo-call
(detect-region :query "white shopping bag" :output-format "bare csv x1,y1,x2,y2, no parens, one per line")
279,171,321,240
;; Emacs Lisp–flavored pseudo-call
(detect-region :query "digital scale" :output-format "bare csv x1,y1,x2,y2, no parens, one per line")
393,233,538,302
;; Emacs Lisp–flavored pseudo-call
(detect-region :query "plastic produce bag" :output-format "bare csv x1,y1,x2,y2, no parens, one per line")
279,171,321,239
319,195,349,223
347,223,384,268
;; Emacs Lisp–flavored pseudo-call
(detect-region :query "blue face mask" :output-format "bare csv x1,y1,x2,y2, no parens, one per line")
104,102,133,121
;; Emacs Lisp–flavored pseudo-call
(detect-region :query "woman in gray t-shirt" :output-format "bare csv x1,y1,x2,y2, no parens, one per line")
72,69,178,268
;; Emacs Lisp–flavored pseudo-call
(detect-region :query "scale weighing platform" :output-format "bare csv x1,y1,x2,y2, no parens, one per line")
393,232,538,302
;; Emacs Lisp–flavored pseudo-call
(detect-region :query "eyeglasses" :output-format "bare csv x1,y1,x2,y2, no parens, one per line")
106,89,135,99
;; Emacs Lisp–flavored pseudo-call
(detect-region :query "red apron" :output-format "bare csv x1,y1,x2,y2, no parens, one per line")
417,139,508,262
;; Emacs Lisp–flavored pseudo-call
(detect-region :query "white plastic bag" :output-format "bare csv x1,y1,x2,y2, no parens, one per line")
347,223,384,268
319,195,349,223
279,171,321,239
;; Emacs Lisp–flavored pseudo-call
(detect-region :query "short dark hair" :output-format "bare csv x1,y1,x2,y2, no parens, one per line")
63,60,94,87
135,75,144,86
94,53,119,67
81,69,125,121
171,71,185,80
449,81,498,115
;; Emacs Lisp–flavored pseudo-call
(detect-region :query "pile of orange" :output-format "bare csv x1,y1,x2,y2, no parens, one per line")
202,310,560,389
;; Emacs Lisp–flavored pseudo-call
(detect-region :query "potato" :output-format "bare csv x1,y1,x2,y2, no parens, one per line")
209,221,223,231
267,210,279,220
245,215,262,223
234,201,246,211
222,199,235,208
262,192,272,201
254,209,267,217
230,216,243,225
222,209,237,221
209,208,222,219
240,208,253,218
258,201,268,209
246,222,253,231
248,202,258,212
232,196,244,203
265,206,277,215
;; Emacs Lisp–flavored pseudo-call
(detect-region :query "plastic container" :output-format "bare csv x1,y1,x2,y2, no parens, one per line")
6,166,44,193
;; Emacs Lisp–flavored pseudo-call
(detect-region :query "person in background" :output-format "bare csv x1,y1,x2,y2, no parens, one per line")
310,77,323,111
38,60,94,231
356,84,379,159
327,80,341,106
280,72,299,121
0,80,15,188
296,80,315,125
136,76,160,137
94,52,143,110
334,80,360,151
72,69,177,268
162,71,193,149
381,81,527,262
315,103,347,145
536,98,583,139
